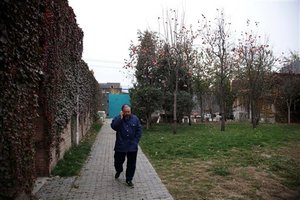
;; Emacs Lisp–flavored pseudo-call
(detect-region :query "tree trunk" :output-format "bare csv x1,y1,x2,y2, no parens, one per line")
173,67,178,134
146,113,151,129
251,100,257,129
220,82,225,131
146,117,149,130
173,89,177,134
200,96,204,123
188,80,192,126
220,101,225,131
287,101,291,124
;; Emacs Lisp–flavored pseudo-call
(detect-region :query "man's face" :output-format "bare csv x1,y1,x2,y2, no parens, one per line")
122,106,131,118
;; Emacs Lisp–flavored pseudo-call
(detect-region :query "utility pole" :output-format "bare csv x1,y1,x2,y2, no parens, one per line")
76,65,80,145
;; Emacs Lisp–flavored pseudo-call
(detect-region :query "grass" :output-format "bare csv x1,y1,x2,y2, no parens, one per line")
140,122,300,199
210,165,231,176
51,121,102,177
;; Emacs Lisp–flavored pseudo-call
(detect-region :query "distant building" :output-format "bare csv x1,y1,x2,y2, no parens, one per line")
99,82,122,94
99,82,122,114
280,60,300,74
231,79,276,123
232,70,300,123
192,94,220,121
99,82,131,118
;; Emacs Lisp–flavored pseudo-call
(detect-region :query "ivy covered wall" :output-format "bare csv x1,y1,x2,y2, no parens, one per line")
0,0,100,199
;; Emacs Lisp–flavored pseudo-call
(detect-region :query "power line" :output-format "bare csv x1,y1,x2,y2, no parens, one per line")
89,64,123,69
85,58,124,64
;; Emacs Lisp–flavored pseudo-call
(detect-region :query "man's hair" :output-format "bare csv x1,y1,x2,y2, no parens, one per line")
121,104,130,111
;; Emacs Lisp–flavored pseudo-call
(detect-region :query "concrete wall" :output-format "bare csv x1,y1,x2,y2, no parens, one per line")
49,122,72,172
36,111,93,175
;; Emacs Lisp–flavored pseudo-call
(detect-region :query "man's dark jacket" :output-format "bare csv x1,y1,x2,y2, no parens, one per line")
111,114,142,152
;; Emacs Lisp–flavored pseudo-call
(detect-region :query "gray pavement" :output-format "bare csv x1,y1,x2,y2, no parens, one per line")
34,119,173,200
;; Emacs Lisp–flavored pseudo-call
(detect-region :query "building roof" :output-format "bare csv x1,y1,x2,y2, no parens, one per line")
99,82,121,89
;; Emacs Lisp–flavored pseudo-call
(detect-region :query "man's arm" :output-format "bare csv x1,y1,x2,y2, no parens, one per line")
111,115,122,131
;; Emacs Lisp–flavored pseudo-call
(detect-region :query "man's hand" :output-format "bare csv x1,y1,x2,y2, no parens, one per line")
120,111,123,119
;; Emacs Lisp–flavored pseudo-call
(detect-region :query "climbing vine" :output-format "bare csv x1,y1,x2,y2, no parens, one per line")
0,0,100,199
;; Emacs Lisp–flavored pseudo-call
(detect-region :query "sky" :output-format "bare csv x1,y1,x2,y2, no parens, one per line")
68,0,300,88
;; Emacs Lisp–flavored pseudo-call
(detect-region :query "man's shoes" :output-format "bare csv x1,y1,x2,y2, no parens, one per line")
115,172,121,179
126,180,134,187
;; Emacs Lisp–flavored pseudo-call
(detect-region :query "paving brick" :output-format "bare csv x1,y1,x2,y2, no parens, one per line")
35,119,173,200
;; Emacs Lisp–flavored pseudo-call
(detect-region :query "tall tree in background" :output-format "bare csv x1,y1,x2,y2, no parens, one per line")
198,9,236,131
160,9,181,133
135,31,158,86
236,20,275,128
125,31,162,129
192,52,210,122
175,13,195,130
158,9,196,133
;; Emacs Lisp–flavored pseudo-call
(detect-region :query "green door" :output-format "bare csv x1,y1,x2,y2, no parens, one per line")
108,94,130,118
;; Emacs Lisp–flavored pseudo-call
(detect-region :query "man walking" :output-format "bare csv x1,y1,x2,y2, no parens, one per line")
111,104,142,187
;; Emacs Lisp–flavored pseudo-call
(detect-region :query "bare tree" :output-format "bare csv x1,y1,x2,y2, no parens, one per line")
236,20,275,128
192,52,210,122
278,51,300,123
158,9,196,133
198,9,236,131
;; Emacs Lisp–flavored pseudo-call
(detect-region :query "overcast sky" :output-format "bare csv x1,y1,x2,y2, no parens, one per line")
68,0,300,88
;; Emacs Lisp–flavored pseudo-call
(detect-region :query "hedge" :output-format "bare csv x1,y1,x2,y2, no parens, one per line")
0,0,100,198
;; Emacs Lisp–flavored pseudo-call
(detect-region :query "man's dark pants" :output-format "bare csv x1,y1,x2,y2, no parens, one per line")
114,151,137,181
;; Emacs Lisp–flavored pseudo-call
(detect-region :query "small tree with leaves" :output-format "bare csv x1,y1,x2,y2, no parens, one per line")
125,31,162,128
129,86,162,129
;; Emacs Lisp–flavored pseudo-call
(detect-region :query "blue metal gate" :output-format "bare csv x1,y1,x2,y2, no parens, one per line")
108,94,130,118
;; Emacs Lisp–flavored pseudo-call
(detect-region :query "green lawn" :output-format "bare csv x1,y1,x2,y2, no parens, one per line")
140,123,300,200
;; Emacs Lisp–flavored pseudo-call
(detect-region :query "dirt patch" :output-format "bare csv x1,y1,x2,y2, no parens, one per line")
210,143,300,200
156,159,215,200
277,142,300,162
210,166,298,200
157,159,299,199
154,143,300,200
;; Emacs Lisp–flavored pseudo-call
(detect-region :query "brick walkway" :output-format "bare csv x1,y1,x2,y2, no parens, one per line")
35,119,173,200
